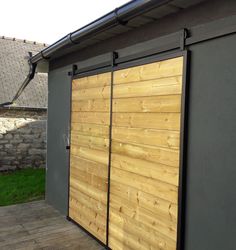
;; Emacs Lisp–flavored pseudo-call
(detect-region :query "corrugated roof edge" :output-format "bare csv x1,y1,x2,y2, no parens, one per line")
31,0,171,64
0,35,49,47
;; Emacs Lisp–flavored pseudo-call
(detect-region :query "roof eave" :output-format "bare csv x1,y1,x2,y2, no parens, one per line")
31,0,172,64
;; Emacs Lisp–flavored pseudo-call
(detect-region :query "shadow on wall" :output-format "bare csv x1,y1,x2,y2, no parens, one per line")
0,110,47,171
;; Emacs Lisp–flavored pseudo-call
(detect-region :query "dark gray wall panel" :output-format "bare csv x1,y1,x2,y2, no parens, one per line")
185,34,236,250
46,66,71,215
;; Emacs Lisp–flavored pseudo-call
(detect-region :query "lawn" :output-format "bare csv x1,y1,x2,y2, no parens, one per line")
0,168,45,206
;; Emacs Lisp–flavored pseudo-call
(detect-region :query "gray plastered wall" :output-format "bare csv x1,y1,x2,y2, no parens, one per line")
46,66,71,214
185,34,236,250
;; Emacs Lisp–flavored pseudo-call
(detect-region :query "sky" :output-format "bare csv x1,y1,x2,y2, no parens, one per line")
0,0,129,44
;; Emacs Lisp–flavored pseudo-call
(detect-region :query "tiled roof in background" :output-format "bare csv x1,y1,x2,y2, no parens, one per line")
0,36,48,108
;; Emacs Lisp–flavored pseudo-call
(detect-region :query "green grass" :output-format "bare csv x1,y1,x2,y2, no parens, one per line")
0,168,45,206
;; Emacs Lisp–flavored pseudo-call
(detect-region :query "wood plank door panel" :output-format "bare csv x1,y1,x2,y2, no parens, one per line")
109,56,184,249
69,72,111,244
69,55,185,249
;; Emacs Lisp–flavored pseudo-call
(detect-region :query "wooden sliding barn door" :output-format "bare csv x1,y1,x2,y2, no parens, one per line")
69,55,185,249
109,56,184,249
69,72,111,244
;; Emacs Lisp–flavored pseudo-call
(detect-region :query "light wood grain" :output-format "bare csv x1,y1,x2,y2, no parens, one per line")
112,141,179,167
69,72,111,244
109,56,183,249
111,153,179,186
69,57,184,249
71,133,109,152
70,176,107,205
71,145,109,165
110,196,177,240
114,57,183,84
70,187,107,216
109,222,148,250
72,86,110,101
70,167,107,192
113,76,182,99
72,112,110,125
110,190,177,226
71,123,109,137
112,126,180,149
110,180,177,220
72,99,110,112
72,72,111,90
113,95,181,113
70,155,108,179
70,197,107,228
109,209,176,250
69,205,106,243
113,112,181,131
110,166,178,203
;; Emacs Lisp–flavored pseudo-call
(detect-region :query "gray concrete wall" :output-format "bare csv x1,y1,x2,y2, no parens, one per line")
0,109,46,171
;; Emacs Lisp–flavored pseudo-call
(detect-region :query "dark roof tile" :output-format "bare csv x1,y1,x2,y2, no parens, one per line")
0,36,48,108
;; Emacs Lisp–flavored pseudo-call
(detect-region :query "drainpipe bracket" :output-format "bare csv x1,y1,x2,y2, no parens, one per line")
112,51,119,66
68,33,80,45
40,51,50,60
114,8,128,26
68,64,78,76
180,28,189,50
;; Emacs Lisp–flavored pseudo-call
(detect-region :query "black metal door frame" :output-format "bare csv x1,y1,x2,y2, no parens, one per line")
67,49,190,250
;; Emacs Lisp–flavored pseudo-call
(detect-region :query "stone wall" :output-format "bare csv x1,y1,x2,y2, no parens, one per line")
0,109,47,171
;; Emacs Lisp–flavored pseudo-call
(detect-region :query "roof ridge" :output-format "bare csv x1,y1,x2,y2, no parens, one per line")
0,35,49,47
